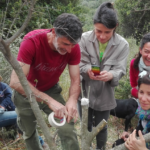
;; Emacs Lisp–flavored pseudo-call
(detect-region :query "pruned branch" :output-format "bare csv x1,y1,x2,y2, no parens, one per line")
81,100,107,150
0,37,10,57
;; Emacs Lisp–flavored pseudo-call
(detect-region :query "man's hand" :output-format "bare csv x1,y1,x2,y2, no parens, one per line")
47,100,67,119
125,130,148,150
65,100,78,123
88,69,113,82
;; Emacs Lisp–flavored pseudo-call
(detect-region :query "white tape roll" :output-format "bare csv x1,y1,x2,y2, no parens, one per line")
81,98,89,105
48,112,66,127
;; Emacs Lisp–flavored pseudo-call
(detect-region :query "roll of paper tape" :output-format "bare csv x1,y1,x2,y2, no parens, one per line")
48,112,66,127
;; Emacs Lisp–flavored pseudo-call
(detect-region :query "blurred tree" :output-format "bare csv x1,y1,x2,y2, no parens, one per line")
115,0,150,44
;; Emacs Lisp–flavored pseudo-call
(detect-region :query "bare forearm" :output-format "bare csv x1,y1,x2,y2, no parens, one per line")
9,71,57,109
68,79,80,102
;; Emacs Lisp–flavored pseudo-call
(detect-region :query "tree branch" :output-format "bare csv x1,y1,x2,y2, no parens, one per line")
81,102,107,150
133,8,150,12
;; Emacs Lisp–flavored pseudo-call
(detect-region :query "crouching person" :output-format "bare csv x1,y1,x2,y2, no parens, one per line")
0,75,16,129
113,71,150,150
9,13,82,150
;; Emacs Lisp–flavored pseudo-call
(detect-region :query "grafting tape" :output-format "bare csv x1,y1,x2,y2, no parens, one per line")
48,112,66,127
81,98,89,105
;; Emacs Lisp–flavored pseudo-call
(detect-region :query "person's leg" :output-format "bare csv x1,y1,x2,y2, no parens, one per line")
41,83,80,150
0,111,17,127
88,107,94,132
77,100,82,120
94,110,110,150
14,92,43,150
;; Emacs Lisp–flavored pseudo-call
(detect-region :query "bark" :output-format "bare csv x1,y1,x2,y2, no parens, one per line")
81,103,107,150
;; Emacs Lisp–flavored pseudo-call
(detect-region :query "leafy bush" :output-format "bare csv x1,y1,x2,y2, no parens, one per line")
0,0,85,38
115,37,139,99
115,0,150,44
0,26,25,84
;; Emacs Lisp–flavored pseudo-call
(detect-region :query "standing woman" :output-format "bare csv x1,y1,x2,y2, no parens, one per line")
130,32,150,99
78,2,129,149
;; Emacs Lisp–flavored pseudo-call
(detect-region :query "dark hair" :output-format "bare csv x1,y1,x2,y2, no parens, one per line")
53,13,83,44
138,72,150,88
134,32,150,70
93,2,118,29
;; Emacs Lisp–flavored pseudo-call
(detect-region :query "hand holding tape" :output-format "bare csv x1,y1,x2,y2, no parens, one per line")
48,112,66,127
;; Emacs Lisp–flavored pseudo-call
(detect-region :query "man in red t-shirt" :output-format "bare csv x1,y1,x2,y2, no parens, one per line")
10,13,82,150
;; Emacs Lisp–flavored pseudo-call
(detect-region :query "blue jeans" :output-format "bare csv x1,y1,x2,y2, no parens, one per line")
0,110,17,127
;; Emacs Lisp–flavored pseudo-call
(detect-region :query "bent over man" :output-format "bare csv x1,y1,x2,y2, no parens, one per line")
10,13,82,150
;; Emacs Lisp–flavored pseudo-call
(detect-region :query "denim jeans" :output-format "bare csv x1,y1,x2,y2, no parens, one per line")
0,110,17,127
14,83,79,150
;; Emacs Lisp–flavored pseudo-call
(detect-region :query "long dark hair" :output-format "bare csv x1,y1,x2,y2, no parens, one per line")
93,2,118,29
134,33,150,70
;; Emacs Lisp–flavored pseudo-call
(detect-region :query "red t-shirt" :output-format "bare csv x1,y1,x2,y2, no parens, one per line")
17,29,81,91
129,59,139,98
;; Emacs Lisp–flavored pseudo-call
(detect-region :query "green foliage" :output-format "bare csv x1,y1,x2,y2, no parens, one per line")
0,26,24,84
0,127,16,140
0,0,85,38
115,71,131,99
115,0,150,44
115,37,139,99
